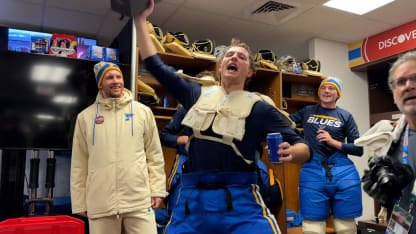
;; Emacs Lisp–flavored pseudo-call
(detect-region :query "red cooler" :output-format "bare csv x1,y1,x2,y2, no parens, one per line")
0,215,84,234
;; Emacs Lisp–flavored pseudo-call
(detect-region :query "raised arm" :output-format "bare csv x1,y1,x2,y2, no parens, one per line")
132,0,202,109
133,0,157,60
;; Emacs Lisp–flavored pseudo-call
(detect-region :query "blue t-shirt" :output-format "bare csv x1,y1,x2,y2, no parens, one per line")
160,107,191,155
144,55,305,172
289,104,362,159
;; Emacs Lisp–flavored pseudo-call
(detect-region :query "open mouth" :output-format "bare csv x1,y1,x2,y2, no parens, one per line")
227,64,238,72
404,95,416,102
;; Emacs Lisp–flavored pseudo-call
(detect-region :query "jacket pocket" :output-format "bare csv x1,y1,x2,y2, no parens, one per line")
86,165,115,214
118,159,151,209
124,159,149,193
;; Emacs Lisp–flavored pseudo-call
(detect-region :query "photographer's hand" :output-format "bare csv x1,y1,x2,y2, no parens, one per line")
362,156,414,208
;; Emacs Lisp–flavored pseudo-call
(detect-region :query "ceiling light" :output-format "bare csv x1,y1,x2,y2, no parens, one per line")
36,114,55,120
31,65,71,83
53,95,78,104
323,0,395,15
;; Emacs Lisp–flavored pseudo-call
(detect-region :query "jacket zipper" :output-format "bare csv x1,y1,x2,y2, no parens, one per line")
113,101,120,217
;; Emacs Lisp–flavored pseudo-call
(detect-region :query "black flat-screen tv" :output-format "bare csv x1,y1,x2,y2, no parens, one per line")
0,50,131,149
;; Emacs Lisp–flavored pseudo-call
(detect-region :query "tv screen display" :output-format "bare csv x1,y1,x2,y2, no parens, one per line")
8,28,52,54
0,50,131,149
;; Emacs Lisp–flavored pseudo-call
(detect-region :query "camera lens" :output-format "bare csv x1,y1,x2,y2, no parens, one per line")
376,166,394,187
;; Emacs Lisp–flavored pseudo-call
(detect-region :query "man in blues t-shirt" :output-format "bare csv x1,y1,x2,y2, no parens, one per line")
290,77,363,234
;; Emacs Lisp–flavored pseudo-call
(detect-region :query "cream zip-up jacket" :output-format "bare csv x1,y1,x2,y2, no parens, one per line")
70,89,167,219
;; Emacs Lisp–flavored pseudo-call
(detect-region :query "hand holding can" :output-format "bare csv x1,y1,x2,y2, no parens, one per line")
267,133,283,164
316,125,326,145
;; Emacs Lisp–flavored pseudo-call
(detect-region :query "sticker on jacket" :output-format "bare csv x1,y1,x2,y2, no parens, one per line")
95,115,104,124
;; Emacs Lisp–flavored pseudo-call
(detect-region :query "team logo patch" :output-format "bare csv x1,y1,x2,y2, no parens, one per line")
95,115,104,124
125,113,133,121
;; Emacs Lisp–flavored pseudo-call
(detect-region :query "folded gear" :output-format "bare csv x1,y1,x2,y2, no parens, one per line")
176,69,218,86
191,39,217,61
165,32,189,45
147,22,165,53
136,78,159,106
163,32,192,57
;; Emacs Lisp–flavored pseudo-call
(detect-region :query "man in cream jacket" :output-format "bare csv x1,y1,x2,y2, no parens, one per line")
70,62,167,234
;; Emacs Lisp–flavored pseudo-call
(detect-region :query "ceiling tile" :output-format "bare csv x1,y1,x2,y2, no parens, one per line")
96,11,129,46
278,6,355,35
160,7,230,43
162,0,185,5
364,0,416,26
308,0,328,4
182,0,257,17
321,17,394,44
43,6,103,36
0,0,43,29
45,0,109,16
219,18,278,50
20,0,43,4
148,2,180,27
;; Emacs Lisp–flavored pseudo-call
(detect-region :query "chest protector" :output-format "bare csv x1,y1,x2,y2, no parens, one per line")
181,86,261,164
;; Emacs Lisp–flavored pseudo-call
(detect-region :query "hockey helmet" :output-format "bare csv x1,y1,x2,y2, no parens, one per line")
214,45,228,60
191,39,216,61
301,58,321,72
255,50,278,70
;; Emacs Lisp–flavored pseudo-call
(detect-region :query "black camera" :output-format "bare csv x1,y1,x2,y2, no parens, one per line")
362,156,414,208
